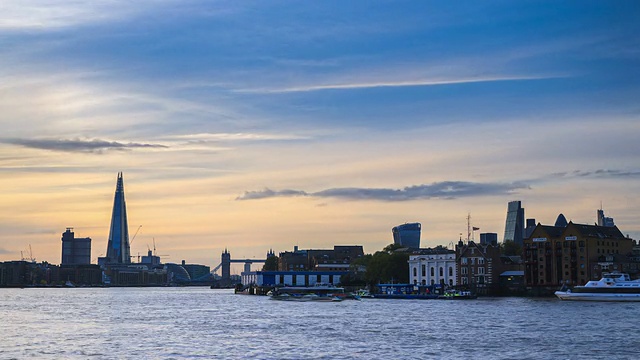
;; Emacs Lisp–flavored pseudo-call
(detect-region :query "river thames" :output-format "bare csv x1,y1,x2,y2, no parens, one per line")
1,287,639,359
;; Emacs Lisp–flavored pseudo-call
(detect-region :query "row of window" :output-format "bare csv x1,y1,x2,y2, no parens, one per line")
461,267,485,275
413,265,454,277
461,257,485,265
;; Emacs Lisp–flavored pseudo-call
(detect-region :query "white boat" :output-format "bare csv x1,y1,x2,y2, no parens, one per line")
555,272,640,301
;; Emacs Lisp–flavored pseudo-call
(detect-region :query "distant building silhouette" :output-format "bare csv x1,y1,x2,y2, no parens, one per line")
221,248,231,282
103,172,131,264
480,233,498,246
392,223,421,248
597,208,615,227
61,228,91,265
503,201,525,246
554,213,568,227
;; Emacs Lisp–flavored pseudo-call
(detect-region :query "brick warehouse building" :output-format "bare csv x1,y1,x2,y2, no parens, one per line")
523,222,634,293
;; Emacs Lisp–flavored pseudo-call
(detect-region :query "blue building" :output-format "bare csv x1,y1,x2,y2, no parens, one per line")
392,223,421,248
503,201,525,246
100,172,131,265
242,270,349,287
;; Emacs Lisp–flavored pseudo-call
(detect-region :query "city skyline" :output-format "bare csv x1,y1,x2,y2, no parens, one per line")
1,1,639,267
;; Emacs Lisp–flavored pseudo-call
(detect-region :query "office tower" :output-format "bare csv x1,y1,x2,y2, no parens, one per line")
480,233,498,246
554,213,568,228
61,228,91,265
105,172,131,264
503,201,525,246
392,223,421,248
597,209,615,227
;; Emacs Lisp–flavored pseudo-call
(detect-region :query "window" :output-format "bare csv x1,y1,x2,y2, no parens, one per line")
479,258,485,265
471,248,475,254
461,267,468,275
439,267,443,277
421,264,426,277
449,279,453,286
431,267,435,276
413,267,417,277
462,258,468,264
471,258,476,265
449,267,453,276
478,267,485,275
462,277,468,285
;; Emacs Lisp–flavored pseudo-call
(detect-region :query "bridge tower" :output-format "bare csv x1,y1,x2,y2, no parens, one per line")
221,249,231,282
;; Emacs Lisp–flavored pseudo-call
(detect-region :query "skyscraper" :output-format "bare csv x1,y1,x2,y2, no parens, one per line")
503,201,525,246
597,209,615,227
105,172,131,264
392,223,421,248
61,228,91,265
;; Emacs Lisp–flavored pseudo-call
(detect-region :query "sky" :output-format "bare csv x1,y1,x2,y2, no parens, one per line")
1,1,639,271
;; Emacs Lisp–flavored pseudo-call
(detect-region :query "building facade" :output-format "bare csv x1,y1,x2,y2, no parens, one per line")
61,228,91,265
392,223,421,248
504,200,525,246
242,270,348,287
278,245,364,272
523,222,633,290
456,240,503,294
408,250,456,287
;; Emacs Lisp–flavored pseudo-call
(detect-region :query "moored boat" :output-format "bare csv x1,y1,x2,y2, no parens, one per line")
555,272,640,301
269,283,345,302
438,290,477,300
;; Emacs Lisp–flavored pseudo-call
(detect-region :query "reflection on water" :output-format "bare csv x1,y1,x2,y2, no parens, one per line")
1,288,640,359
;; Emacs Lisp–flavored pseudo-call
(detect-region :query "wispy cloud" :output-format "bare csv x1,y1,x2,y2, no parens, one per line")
1,138,168,153
548,169,640,179
236,181,530,201
167,132,311,142
235,75,556,94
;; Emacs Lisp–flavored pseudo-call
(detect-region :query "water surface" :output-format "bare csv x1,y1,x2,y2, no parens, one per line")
1,288,638,359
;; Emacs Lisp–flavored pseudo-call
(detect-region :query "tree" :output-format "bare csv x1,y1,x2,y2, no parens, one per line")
262,256,279,271
360,244,409,286
501,240,522,256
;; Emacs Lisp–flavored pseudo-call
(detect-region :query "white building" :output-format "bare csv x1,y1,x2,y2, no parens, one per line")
409,251,457,287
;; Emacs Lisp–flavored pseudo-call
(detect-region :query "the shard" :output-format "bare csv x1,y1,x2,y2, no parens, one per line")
105,172,131,264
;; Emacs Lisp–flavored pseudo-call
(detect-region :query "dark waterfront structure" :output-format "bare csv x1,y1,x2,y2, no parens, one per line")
221,249,231,283
503,201,525,246
523,222,634,293
277,245,364,271
103,172,131,264
392,223,421,248
61,228,91,265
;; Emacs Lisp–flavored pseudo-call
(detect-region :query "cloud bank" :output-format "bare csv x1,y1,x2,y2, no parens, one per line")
236,181,531,202
2,138,168,153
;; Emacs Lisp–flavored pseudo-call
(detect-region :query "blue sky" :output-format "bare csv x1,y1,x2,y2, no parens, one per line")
1,1,639,267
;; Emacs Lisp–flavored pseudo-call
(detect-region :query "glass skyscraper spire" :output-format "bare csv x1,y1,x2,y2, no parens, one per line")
105,172,131,264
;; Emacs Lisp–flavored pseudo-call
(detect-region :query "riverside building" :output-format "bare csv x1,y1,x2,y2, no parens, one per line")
523,221,634,292
408,249,456,287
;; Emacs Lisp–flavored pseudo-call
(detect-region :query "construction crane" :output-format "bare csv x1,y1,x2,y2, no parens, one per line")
130,225,142,245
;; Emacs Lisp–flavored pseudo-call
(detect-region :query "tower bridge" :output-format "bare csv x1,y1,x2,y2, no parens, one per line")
212,249,275,284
